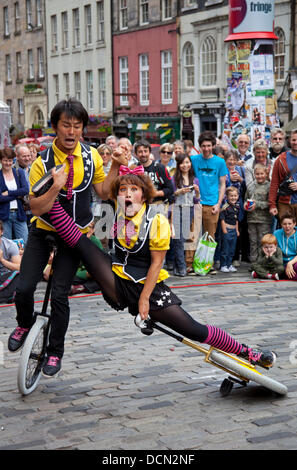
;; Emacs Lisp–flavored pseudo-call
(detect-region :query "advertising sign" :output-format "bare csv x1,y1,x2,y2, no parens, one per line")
226,0,278,41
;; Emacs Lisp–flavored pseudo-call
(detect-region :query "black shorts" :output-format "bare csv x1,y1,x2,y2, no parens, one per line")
102,275,182,316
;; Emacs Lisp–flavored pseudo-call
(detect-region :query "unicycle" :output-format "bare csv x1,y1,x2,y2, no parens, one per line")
134,315,288,397
17,237,57,396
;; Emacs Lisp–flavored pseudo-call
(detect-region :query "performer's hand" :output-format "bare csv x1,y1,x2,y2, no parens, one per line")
52,164,67,190
111,146,129,167
138,296,150,320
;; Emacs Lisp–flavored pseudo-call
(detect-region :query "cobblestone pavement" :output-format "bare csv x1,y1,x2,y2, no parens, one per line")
0,262,296,451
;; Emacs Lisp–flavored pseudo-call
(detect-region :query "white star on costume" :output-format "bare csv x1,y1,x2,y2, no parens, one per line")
156,299,164,306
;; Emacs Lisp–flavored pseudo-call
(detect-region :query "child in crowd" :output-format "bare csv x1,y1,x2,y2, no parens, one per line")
219,186,240,273
9,165,277,375
171,154,200,276
244,163,272,263
274,212,297,280
251,234,284,280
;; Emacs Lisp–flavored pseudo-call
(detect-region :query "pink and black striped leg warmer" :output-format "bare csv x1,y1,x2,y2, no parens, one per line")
48,201,82,248
204,325,242,355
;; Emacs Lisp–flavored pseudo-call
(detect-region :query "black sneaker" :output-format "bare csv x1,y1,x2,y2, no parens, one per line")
8,327,30,352
42,356,61,377
239,345,276,369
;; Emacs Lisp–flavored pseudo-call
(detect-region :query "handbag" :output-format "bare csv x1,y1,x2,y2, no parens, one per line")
193,232,217,276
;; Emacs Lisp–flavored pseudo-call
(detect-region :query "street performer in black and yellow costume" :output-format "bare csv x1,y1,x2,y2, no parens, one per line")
8,98,128,377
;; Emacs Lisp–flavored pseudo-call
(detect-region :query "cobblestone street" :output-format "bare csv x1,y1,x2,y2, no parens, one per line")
0,263,296,451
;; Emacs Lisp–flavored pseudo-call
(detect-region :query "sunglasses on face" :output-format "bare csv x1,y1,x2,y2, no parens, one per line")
161,150,172,154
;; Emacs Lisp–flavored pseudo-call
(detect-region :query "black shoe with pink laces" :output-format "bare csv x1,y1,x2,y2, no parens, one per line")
42,356,61,377
239,345,276,369
8,327,30,352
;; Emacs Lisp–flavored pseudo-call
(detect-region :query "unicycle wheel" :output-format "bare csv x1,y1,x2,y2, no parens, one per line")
17,317,48,395
210,350,288,396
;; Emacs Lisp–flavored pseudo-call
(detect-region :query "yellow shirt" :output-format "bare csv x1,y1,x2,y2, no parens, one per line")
29,139,105,232
112,203,170,283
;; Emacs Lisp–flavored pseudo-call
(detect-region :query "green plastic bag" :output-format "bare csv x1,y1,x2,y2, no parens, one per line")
193,232,217,276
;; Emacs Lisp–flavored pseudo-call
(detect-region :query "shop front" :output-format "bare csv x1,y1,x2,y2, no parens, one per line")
128,116,180,145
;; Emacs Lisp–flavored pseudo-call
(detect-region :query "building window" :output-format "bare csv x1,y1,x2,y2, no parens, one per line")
162,0,172,20
53,74,59,103
38,47,44,78
34,109,44,127
16,52,22,81
201,35,217,87
120,0,128,30
36,0,42,27
61,11,69,50
51,15,58,52
86,70,94,109
183,42,194,88
4,6,10,36
64,73,70,100
161,50,172,104
140,0,149,25
28,49,34,79
14,2,20,33
5,55,12,82
97,1,104,41
26,0,33,29
18,99,24,115
275,27,285,81
73,8,80,48
74,71,81,100
139,54,149,105
85,5,92,46
119,57,129,105
98,68,106,111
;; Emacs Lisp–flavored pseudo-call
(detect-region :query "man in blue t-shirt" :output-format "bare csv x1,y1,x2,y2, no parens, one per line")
191,131,227,239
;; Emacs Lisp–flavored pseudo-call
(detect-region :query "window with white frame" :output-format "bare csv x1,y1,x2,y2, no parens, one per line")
26,0,32,29
120,0,128,30
119,57,129,105
5,55,11,82
86,70,94,109
16,52,22,81
51,15,58,52
140,0,149,25
36,0,42,27
73,8,80,48
34,109,44,127
162,0,172,20
53,74,59,103
275,27,285,81
18,98,24,115
85,5,92,45
201,35,217,87
183,42,194,88
61,11,69,50
74,71,81,100
4,6,9,36
28,49,34,79
161,50,172,104
15,2,21,33
98,68,106,111
97,1,105,41
38,47,44,78
139,54,149,105
64,73,70,100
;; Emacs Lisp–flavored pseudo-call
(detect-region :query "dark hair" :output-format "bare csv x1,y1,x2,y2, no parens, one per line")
280,212,296,224
50,97,89,129
134,140,151,154
110,173,156,203
174,154,194,189
198,131,216,147
213,145,226,157
224,149,239,161
0,147,15,161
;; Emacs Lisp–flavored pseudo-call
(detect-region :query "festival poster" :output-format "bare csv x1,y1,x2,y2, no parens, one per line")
228,42,237,63
249,54,274,92
237,40,251,62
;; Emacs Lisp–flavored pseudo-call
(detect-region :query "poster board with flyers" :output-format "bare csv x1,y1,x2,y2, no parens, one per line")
223,39,278,150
